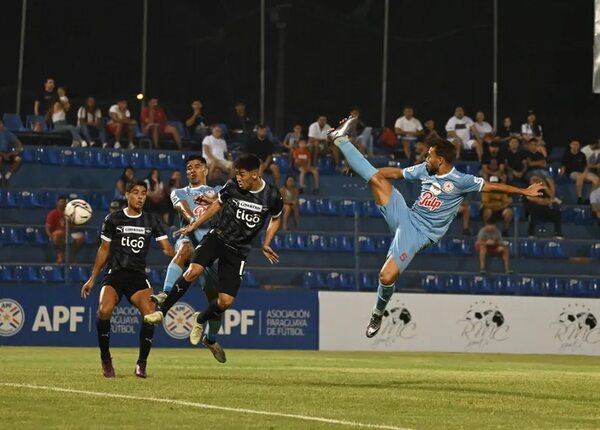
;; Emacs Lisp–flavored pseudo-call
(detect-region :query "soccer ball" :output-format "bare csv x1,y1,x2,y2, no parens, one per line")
65,199,93,225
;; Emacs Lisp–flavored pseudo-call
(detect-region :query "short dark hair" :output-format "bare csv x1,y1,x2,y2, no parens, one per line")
57,195,67,201
234,154,261,171
126,180,147,192
186,155,207,165
256,124,267,130
429,138,456,164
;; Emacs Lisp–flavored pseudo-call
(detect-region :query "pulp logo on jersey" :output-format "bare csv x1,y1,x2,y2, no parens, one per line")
417,191,442,211
121,236,145,253
235,199,264,213
236,209,261,228
0,299,25,337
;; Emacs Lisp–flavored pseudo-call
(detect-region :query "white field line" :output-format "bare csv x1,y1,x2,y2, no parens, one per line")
0,382,412,430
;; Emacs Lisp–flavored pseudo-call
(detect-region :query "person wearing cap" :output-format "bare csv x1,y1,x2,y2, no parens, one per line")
480,141,506,182
480,175,514,237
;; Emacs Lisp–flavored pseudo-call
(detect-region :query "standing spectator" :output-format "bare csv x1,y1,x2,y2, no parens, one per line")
185,99,209,141
480,142,506,182
202,126,232,179
394,106,423,160
308,115,338,169
475,220,511,274
521,110,546,157
282,124,303,154
45,195,85,263
523,176,563,239
292,137,320,194
497,117,521,143
560,140,600,204
33,77,58,131
144,168,169,222
471,111,494,146
504,137,527,185
0,118,23,185
57,87,70,110
590,185,600,225
77,96,108,147
423,119,440,142
524,138,558,202
228,100,253,146
445,106,479,161
280,175,300,231
248,125,280,186
50,97,87,147
480,176,514,237
141,97,182,150
114,166,136,203
107,99,136,149
348,108,368,155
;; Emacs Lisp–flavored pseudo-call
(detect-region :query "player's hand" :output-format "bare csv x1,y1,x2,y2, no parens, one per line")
174,225,192,237
81,279,94,299
262,245,279,264
523,181,545,197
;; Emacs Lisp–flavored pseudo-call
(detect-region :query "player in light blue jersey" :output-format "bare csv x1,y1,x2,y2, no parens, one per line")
328,116,544,338
145,155,226,362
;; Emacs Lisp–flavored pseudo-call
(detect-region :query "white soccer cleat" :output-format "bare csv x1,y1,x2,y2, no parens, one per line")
143,311,164,325
189,312,204,345
327,115,358,145
150,291,168,306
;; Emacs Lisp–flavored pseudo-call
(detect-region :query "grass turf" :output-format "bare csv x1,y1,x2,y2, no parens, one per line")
0,347,599,429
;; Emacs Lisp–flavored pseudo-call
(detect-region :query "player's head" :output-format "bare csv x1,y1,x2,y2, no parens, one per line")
185,155,208,186
57,195,67,211
125,180,147,210
426,138,456,174
234,154,262,190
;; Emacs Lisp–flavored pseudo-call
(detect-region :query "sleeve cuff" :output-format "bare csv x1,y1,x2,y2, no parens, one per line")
100,235,112,242
155,235,168,242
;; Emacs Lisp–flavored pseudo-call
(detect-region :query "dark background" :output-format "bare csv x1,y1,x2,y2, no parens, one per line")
0,0,596,148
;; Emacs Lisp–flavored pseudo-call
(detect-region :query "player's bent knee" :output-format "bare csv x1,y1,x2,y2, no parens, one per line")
378,271,397,286
185,263,204,280
218,295,235,309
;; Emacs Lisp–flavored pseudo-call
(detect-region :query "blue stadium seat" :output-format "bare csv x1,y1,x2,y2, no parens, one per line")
107,151,129,168
572,207,593,225
591,243,600,258
328,235,353,251
36,147,60,165
84,230,98,245
39,265,65,283
273,234,285,250
325,200,341,216
89,150,109,167
0,190,18,208
374,237,390,252
242,271,260,288
543,241,565,258
326,272,342,289
283,233,306,250
493,275,518,295
145,268,162,285
429,241,448,255
273,155,290,173
317,156,335,173
17,190,46,208
340,200,359,217
15,265,41,282
519,240,542,257
129,151,154,169
2,113,25,131
68,266,91,283
23,227,48,245
468,202,480,220
446,275,470,293
518,276,541,296
0,265,16,282
359,272,378,290
303,271,326,289
0,226,24,245
361,201,382,218
358,236,376,253
539,277,564,296
155,153,176,170
338,273,356,290
306,234,327,251
560,207,574,222
421,274,444,292
589,279,600,297
472,275,492,294
298,198,316,215
26,115,47,131
20,147,36,163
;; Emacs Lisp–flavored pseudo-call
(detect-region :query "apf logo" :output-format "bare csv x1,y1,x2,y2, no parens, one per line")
163,302,196,339
373,299,416,346
458,300,509,350
553,304,600,350
417,191,443,211
121,236,145,253
0,299,25,337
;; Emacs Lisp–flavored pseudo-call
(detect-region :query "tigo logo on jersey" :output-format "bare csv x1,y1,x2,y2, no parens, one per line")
121,236,145,253
236,209,261,228
417,191,442,211
0,299,25,337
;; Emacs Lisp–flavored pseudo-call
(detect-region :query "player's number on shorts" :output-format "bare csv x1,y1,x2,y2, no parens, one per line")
399,252,408,262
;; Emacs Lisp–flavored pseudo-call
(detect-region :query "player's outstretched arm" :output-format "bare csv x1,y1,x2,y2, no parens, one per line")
376,167,404,180
175,199,223,236
482,181,544,197
262,216,281,264
81,240,111,298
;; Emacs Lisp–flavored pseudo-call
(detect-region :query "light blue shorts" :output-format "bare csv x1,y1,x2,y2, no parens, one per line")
377,188,431,272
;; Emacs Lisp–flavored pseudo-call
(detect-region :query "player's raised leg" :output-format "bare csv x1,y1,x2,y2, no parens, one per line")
150,241,191,306
130,288,157,378
97,285,119,377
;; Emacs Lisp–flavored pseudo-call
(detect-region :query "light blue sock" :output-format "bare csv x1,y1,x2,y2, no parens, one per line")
163,262,183,294
373,282,395,316
337,136,378,182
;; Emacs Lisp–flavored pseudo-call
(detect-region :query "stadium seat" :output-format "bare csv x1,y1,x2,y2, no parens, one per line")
284,233,306,250
572,207,593,225
590,243,600,258
358,236,376,253
36,147,60,165
17,190,46,208
303,271,326,289
326,272,342,289
273,155,290,173
298,198,316,215
23,227,48,245
68,265,91,283
0,226,24,245
446,275,470,293
429,241,448,255
589,279,600,297
0,190,18,208
543,241,565,258
328,235,353,251
20,147,36,163
359,272,378,290
340,200,359,217
337,273,356,290
493,275,518,295
374,237,390,252
306,234,327,251
472,275,492,294
2,113,25,132
560,207,574,222
242,271,260,288
26,115,47,131
273,234,285,250
518,276,541,296
519,240,542,257
129,151,154,169
421,274,443,293
155,153,176,170
14,265,41,282
107,151,129,169
39,265,65,283
145,268,162,285
168,121,187,139
83,230,98,245
89,150,109,167
0,265,16,282
317,156,335,173
361,200,382,218
539,277,564,296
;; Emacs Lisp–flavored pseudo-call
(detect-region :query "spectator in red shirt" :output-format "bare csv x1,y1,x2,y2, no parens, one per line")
292,137,320,194
141,97,182,150
45,195,85,263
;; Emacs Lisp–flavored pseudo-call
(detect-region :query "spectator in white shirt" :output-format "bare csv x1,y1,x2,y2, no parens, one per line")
471,111,494,148
581,140,600,174
590,184,600,225
445,106,479,161
308,115,340,170
107,99,136,149
394,106,423,160
202,126,232,179
521,110,546,157
77,96,107,147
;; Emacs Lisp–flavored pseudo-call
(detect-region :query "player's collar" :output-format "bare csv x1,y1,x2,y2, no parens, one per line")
123,208,142,218
435,167,456,178
250,178,266,194
189,184,206,190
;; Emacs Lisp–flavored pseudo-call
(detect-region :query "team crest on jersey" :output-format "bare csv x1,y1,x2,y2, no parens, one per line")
442,182,454,193
417,191,443,211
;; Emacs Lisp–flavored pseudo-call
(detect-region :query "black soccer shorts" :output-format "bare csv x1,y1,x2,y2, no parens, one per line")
101,269,152,303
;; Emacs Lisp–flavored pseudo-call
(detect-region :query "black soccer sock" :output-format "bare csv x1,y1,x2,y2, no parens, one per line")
96,317,111,359
137,322,155,364
160,275,193,315
197,299,225,324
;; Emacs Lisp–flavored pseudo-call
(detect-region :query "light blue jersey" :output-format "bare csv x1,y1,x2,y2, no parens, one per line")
170,184,221,247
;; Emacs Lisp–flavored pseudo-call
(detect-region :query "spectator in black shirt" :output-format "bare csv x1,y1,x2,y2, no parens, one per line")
504,137,527,185
480,142,506,182
228,101,254,146
248,125,280,186
33,77,58,131
185,99,210,141
423,119,440,142
525,138,558,202
559,140,600,204
497,117,521,143
524,176,563,239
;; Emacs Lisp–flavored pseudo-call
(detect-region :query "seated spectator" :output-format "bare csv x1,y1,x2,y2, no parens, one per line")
394,106,423,160
77,96,108,147
504,137,527,185
559,140,599,204
410,140,429,165
523,176,563,239
57,86,70,110
141,97,181,150
590,185,600,226
475,220,511,274
423,119,440,142
480,142,506,182
480,132,496,155
348,108,368,155
280,175,300,231
114,166,136,203
497,116,521,143
457,201,472,236
165,169,183,224
107,99,136,149
109,200,122,214
521,110,547,157
228,100,254,147
0,118,23,185
292,137,320,194
144,168,169,223
480,176,513,237
33,77,58,131
581,139,600,175
524,138,558,202
50,95,87,147
282,124,303,154
308,115,339,170
45,195,85,263
202,126,232,180
248,125,280,186
185,99,209,141
471,111,494,146
445,106,480,161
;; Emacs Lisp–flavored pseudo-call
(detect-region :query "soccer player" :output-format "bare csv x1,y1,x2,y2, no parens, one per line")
81,180,174,378
328,116,544,338
144,154,283,346
147,155,226,363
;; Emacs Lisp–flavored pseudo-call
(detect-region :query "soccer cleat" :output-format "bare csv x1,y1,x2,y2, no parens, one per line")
189,312,204,345
143,311,164,326
202,335,227,363
365,313,383,338
101,356,116,378
327,115,358,145
150,291,168,306
135,362,147,378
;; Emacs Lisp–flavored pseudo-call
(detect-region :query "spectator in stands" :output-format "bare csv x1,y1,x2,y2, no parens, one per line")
144,168,169,222
423,119,440,142
109,200,122,213
394,106,423,160
202,126,232,179
33,77,58,131
471,111,494,146
292,137,320,194
524,175,563,239
348,108,368,155
0,118,23,185
50,97,87,148
166,169,183,225
480,175,514,237
228,100,253,146
480,141,506,182
141,97,182,150
185,99,209,141
57,87,70,110
45,195,85,263
504,137,527,185
590,184,600,225
581,140,600,175
524,138,558,202
107,99,136,149
560,140,599,204
521,110,546,157
280,175,300,231
457,201,472,236
77,96,108,147
411,140,429,165
282,124,303,155
308,115,335,168
445,106,479,161
114,166,135,203
497,117,521,143
475,220,511,274
248,125,280,186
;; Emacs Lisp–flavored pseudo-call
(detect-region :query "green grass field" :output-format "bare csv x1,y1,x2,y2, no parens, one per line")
0,347,599,429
